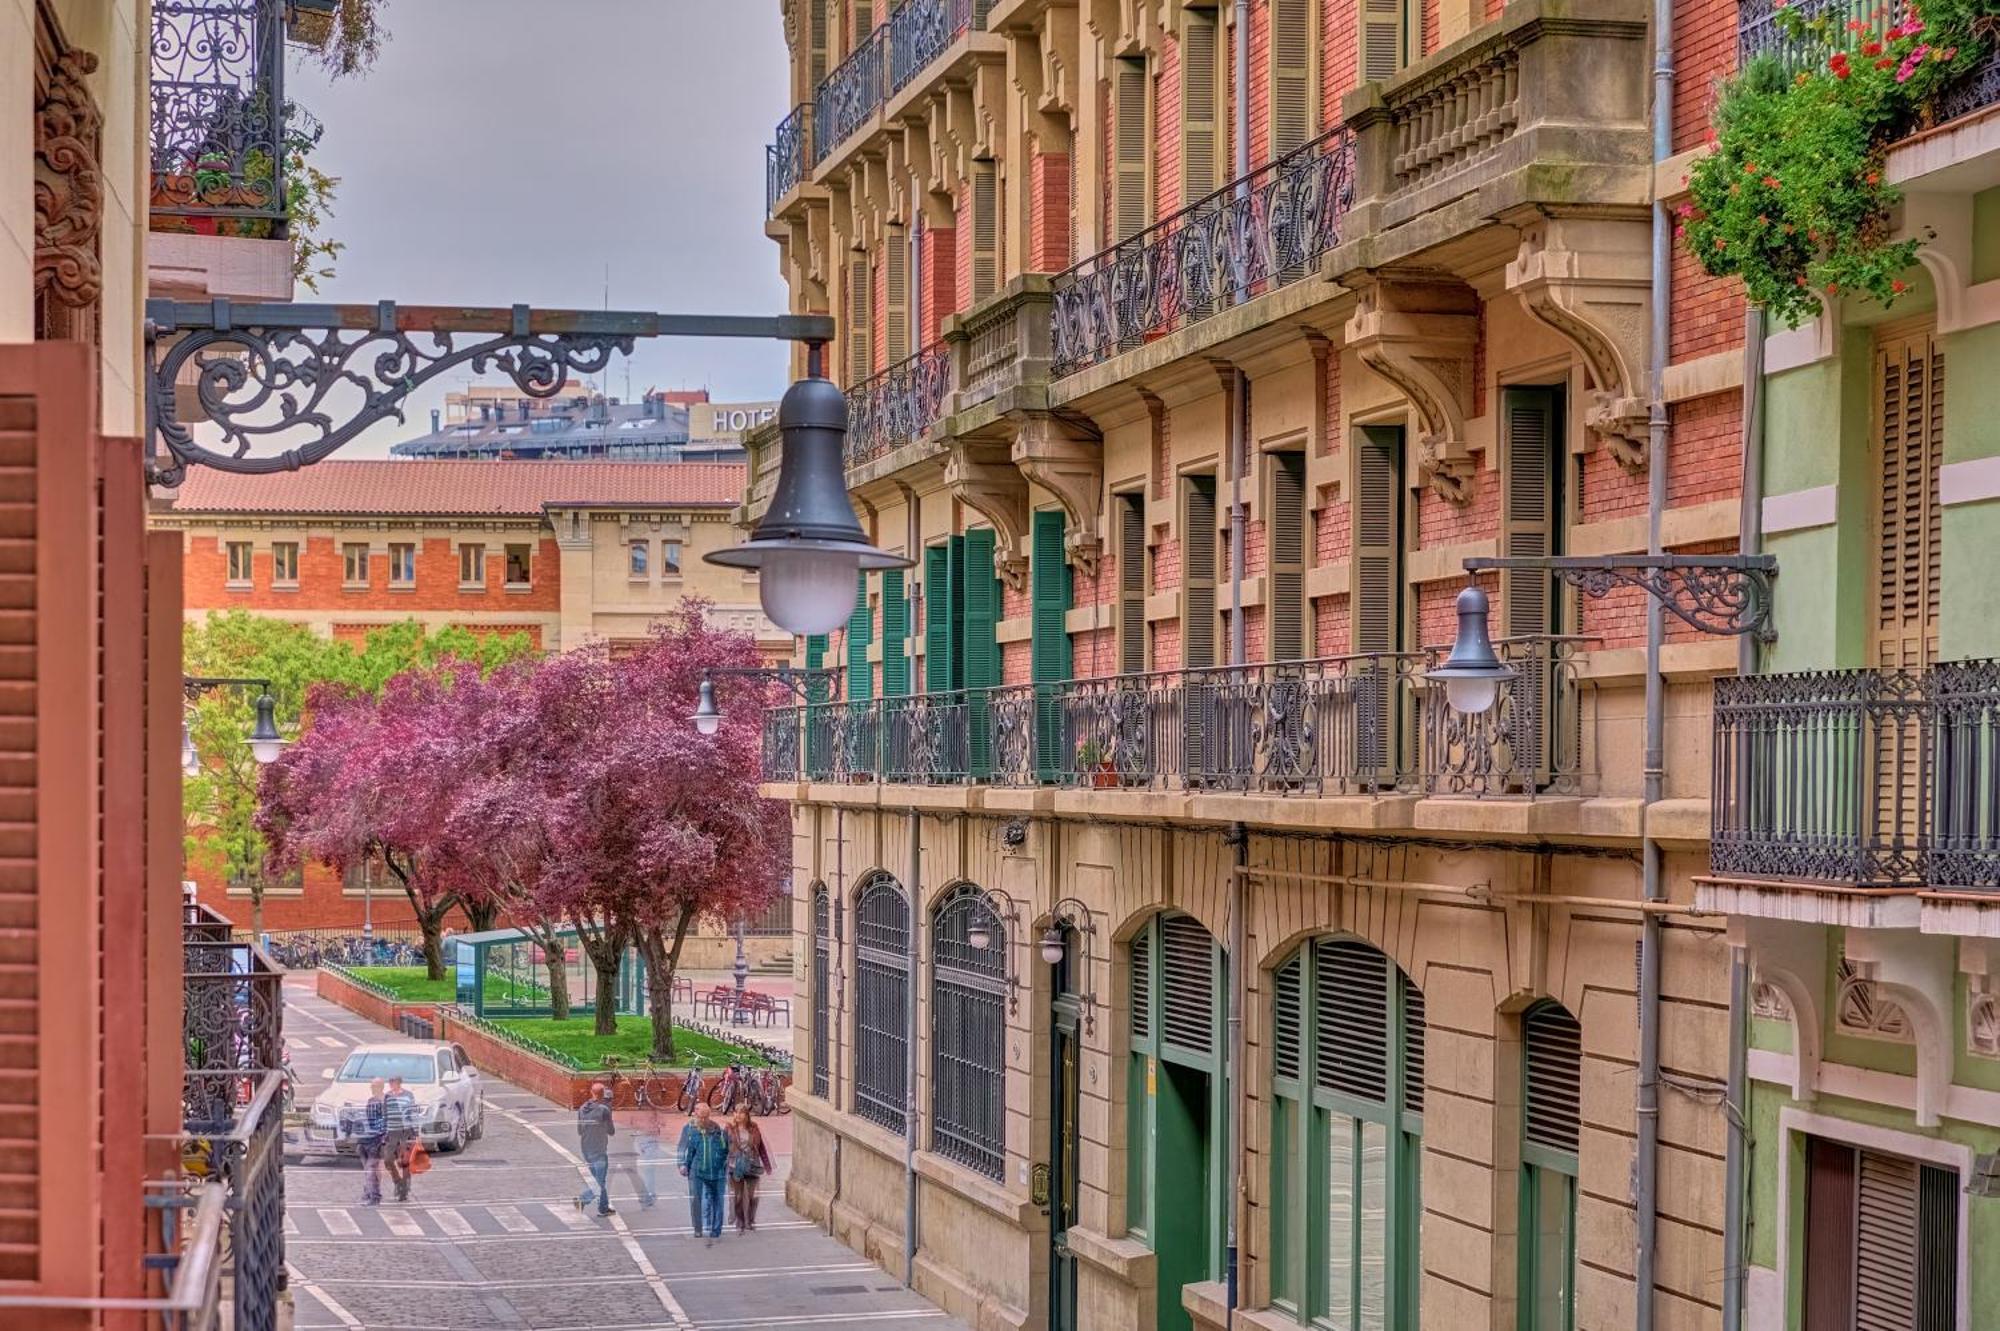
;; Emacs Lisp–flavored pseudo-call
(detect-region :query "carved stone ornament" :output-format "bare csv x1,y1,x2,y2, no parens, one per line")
33,11,103,339
1011,414,1104,577
1505,216,1652,474
1344,276,1479,505
1835,959,1911,1041
944,437,1032,591
1750,981,1793,1022
1971,992,2000,1060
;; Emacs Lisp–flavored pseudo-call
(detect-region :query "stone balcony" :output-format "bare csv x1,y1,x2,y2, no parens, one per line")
809,0,1005,182
1325,0,1652,279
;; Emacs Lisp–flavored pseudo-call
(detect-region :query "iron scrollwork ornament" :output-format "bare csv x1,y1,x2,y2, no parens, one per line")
146,308,631,486
1465,555,1779,642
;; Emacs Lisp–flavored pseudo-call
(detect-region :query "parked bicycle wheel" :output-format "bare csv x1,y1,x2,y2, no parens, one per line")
764,1073,789,1115
675,1071,702,1114
705,1070,737,1112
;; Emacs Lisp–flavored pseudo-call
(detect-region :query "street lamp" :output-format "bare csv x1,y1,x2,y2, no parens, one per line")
1040,897,1099,1034
248,690,285,764
704,370,913,635
181,720,200,778
691,677,722,735
1424,584,1514,715
183,676,288,768
687,665,841,733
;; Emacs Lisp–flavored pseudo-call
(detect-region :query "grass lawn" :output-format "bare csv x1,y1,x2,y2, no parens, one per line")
345,965,549,1008
487,1015,772,1070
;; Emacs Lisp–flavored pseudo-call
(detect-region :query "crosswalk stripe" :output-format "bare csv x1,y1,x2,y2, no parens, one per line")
315,1035,344,1048
381,1209,425,1237
428,1207,473,1237
487,1205,536,1234
286,1037,308,1051
317,1209,360,1237
284,1214,299,1236
544,1202,594,1230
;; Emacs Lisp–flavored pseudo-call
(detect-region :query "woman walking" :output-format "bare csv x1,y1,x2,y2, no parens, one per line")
725,1107,772,1234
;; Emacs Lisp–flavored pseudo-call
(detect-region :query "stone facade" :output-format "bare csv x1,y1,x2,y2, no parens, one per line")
757,1,1762,1329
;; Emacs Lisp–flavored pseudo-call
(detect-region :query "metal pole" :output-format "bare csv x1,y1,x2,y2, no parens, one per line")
1636,0,1676,1319
904,807,921,1287
1722,304,1765,1331
733,921,750,1023
1227,0,1251,675
1225,822,1248,1318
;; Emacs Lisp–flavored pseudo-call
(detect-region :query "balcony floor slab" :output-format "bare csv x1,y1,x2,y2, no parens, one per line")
1692,876,1923,929
1919,892,2000,937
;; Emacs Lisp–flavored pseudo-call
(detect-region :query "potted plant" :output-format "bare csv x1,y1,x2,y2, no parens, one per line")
1076,739,1119,789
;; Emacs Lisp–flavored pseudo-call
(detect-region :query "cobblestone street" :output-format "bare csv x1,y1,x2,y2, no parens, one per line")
281,975,961,1331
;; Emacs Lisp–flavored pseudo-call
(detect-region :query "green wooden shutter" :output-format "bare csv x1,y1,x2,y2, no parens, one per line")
1118,493,1147,674
881,569,908,697
804,633,830,773
1115,59,1150,240
1180,13,1218,204
845,572,873,702
924,545,950,692
1271,0,1313,158
946,533,967,691
1268,451,1306,661
963,528,1000,774
1031,509,1072,779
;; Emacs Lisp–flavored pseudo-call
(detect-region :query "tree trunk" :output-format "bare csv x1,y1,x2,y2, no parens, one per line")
384,852,455,981
419,923,445,981
250,889,264,943
524,921,572,1021
642,913,696,1063
463,899,500,933
576,919,628,1031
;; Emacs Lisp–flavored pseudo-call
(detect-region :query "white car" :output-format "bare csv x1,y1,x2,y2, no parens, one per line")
303,1040,486,1156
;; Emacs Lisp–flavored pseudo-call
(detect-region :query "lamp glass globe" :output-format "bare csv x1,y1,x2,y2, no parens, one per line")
758,548,862,635
249,737,285,766
1040,929,1064,966
693,711,722,736
967,923,992,951
1444,674,1503,716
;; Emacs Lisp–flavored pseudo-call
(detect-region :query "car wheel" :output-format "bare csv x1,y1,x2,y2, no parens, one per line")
467,1102,485,1142
445,1111,466,1154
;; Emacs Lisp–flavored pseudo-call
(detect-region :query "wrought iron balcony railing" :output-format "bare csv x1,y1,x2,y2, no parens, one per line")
845,342,953,468
890,0,987,94
183,899,234,944
1737,0,2000,122
1050,123,1357,378
178,1071,287,1331
151,0,290,235
1420,635,1593,798
814,24,887,165
1712,660,2000,890
183,935,284,1130
767,104,813,213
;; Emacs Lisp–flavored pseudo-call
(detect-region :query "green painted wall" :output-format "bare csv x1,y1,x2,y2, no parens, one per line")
1973,186,2000,283
1954,974,2000,1092
1939,320,2000,659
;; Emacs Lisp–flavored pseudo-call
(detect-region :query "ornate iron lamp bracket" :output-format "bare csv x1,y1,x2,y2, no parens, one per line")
708,664,845,705
183,674,271,702
1047,895,1099,1035
144,298,835,487
1462,554,1779,642
956,885,1023,1017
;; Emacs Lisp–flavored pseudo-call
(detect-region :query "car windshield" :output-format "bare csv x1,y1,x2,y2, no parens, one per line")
334,1051,437,1084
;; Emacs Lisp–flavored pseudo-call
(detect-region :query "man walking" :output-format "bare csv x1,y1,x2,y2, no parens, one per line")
575,1081,617,1216
381,1075,419,1203
677,1103,730,1245
340,1078,388,1204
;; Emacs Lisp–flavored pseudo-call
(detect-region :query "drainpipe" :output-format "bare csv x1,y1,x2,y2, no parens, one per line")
904,807,921,1288
1721,306,1766,1331
1225,821,1249,1322
830,804,846,1240
1228,0,1251,672
1635,0,1674,1325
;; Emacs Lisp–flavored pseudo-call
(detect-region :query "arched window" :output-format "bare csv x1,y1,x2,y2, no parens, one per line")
929,885,1006,1178
853,873,909,1133
1268,938,1425,1328
1519,1000,1581,1331
811,885,831,1099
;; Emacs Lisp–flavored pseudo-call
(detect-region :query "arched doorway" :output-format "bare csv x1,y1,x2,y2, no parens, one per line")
1048,920,1083,1331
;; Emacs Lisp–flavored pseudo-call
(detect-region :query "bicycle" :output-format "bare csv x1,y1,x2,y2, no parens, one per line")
630,1059,673,1111
674,1053,708,1113
750,1065,788,1115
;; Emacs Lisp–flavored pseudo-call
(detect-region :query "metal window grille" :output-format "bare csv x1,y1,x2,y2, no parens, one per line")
853,874,910,1134
929,885,1007,1178
812,885,831,1099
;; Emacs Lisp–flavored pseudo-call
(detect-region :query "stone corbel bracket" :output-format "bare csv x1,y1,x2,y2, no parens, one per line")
944,437,1033,591
1734,916,1826,1106
1842,930,1957,1128
1506,215,1652,473
1012,413,1105,576
34,39,103,321
1344,275,1479,505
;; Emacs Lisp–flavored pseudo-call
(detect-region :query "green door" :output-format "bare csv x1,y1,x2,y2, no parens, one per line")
1050,1001,1081,1331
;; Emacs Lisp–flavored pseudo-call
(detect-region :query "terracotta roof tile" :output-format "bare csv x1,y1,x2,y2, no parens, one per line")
166,460,747,517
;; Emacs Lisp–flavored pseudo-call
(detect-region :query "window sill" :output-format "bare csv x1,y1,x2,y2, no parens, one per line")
271,582,299,592
628,575,652,584
388,583,416,592
504,584,533,594
225,581,251,591
459,583,486,593
342,582,369,592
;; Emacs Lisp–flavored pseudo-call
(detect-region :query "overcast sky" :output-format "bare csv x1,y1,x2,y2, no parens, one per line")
289,1,790,456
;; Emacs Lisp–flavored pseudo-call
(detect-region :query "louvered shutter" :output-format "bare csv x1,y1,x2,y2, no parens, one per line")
1159,914,1217,1060
1118,493,1147,674
853,0,873,40
847,254,872,385
1917,1164,1958,1331
1522,1002,1581,1157
805,633,830,770
945,534,967,690
885,226,910,365
881,568,908,696
1031,510,1071,779
924,545,951,692
1273,953,1303,1083
810,0,829,86
1503,389,1557,783
964,528,1000,774
971,161,1000,303
1115,60,1151,239
1360,0,1407,83
1314,938,1388,1104
1183,476,1218,669
1268,451,1306,661
1855,1150,1919,1331
1271,0,1313,157
1130,923,1153,1047
1872,328,1942,673
1399,974,1425,1118
1181,13,1219,203
846,572,874,702
1352,428,1403,779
